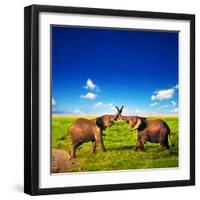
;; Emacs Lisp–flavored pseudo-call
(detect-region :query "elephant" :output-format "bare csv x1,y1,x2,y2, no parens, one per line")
69,111,121,158
115,106,171,150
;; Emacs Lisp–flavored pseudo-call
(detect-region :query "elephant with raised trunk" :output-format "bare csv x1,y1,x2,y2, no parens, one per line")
69,110,121,158
116,106,171,150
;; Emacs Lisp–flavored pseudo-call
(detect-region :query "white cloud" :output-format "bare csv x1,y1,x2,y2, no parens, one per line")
135,109,140,114
173,84,179,89
151,88,175,100
94,102,113,108
150,102,158,107
111,106,116,110
84,78,100,93
159,104,170,108
73,109,84,114
173,108,178,112
84,78,100,91
169,108,178,113
80,92,97,100
171,101,177,106
151,84,178,101
52,98,56,106
123,108,128,113
85,79,96,90
94,102,103,107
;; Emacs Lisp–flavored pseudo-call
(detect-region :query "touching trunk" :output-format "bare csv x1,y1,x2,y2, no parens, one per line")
112,113,119,121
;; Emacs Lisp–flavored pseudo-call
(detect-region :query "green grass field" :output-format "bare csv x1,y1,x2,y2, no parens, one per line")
52,116,178,172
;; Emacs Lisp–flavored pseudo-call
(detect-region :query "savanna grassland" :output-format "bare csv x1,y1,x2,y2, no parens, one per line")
51,116,178,173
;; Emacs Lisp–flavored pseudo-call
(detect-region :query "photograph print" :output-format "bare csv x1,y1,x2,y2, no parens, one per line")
51,26,179,173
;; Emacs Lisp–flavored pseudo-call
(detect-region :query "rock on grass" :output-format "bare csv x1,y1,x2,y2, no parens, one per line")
51,149,81,173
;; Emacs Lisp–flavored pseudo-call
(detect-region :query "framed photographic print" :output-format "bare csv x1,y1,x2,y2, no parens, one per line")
24,4,195,195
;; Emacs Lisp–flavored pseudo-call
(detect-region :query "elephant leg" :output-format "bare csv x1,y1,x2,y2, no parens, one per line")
139,143,145,151
160,138,167,150
95,132,106,152
140,137,148,150
135,137,141,150
91,141,97,153
97,136,106,152
71,145,76,158
135,141,140,150
71,143,81,158
99,138,106,152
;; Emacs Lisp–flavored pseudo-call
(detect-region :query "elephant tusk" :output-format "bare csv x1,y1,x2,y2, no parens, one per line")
133,118,142,130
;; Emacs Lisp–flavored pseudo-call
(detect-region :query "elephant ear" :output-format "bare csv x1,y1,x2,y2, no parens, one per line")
132,117,142,130
96,117,105,130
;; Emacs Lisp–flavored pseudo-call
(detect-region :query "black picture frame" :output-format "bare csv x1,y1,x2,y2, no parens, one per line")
24,4,195,196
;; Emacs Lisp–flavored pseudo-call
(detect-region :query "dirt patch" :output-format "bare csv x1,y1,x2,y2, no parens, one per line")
51,149,82,173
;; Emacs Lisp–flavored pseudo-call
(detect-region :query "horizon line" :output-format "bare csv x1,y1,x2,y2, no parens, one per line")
52,113,178,117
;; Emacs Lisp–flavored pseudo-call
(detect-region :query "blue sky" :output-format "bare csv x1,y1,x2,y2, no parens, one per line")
52,26,178,115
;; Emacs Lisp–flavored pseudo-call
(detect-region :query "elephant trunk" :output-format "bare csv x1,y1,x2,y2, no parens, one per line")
112,113,119,121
